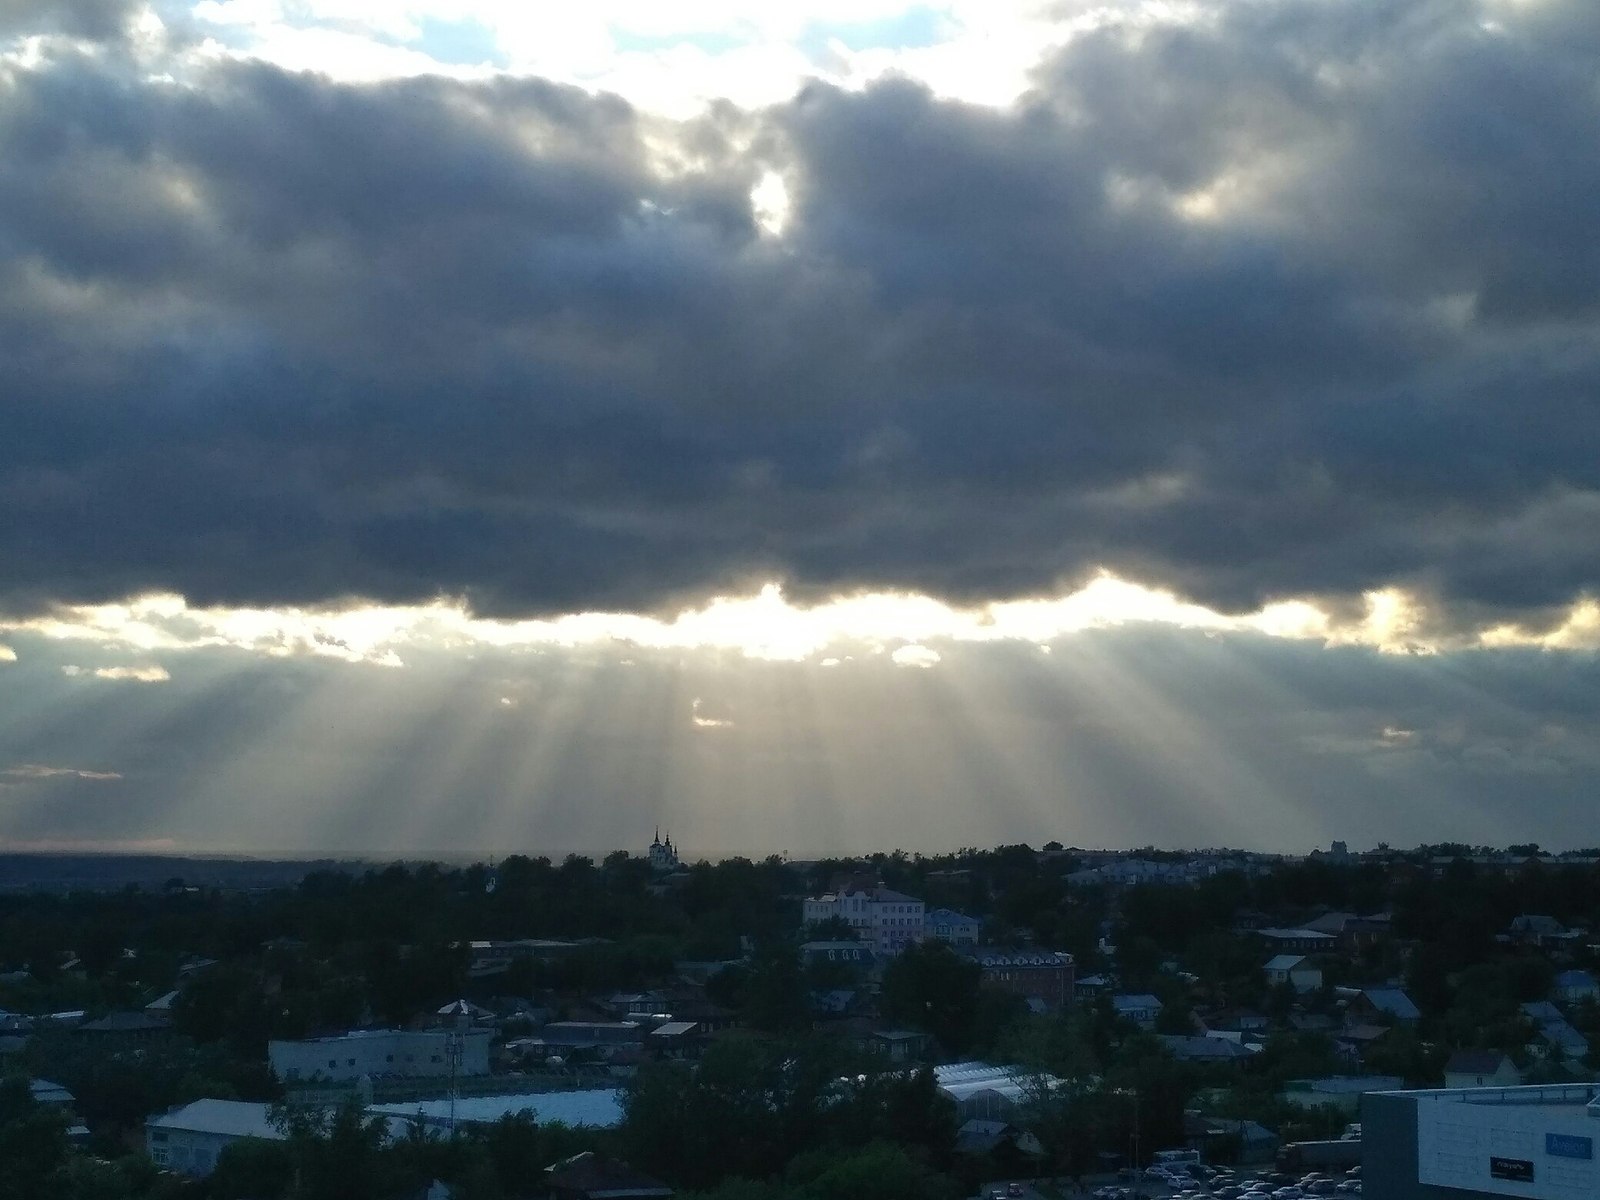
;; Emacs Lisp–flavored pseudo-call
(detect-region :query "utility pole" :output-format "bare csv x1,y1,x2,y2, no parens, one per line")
446,1004,467,1137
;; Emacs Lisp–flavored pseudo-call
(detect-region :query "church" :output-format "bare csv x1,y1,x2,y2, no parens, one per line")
647,828,680,874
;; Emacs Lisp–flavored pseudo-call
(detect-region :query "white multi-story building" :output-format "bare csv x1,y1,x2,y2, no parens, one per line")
802,877,925,955
268,1028,491,1083
146,1100,284,1177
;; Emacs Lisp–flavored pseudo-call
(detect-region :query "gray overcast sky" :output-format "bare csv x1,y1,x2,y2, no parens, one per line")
2,0,1597,856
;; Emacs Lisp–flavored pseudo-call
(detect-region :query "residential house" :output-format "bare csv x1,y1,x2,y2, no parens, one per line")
924,908,982,948
1160,1035,1255,1063
647,1021,700,1060
76,1011,171,1040
1521,1001,1590,1063
1346,986,1421,1024
870,1028,931,1063
971,949,1075,1010
1184,1113,1279,1165
1552,969,1599,1004
664,997,738,1036
1507,915,1573,948
28,1078,89,1143
545,1152,673,1199
146,1100,285,1177
532,1022,645,1056
1304,912,1358,937
1291,1013,1338,1035
605,992,671,1019
1443,1050,1521,1089
1200,1008,1270,1036
1112,993,1163,1030
1075,973,1111,997
1281,1076,1405,1115
1257,928,1338,955
1264,955,1323,993
1334,1024,1390,1064
1339,914,1394,950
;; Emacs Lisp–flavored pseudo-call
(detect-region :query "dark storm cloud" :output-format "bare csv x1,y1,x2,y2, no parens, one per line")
0,0,139,40
1,0,1598,621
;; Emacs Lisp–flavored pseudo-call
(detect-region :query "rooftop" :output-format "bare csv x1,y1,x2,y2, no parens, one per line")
370,1089,624,1130
147,1099,284,1141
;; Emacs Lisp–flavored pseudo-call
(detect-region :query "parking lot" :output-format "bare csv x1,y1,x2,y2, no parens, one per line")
978,1163,1363,1200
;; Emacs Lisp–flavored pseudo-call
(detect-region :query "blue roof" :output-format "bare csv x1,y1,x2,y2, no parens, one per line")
1554,969,1596,987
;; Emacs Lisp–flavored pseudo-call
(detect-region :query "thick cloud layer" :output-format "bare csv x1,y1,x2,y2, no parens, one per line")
2,0,1598,623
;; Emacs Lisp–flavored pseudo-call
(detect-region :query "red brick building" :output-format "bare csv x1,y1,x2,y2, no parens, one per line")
971,949,1074,1010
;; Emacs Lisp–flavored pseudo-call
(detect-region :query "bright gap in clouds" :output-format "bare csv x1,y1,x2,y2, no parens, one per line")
6,573,1596,670
112,0,1111,116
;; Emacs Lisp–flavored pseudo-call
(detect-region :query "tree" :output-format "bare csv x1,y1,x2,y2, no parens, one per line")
211,1136,295,1199
879,942,981,1053
0,1075,70,1200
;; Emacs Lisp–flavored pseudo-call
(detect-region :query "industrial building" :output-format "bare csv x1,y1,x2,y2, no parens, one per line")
1363,1083,1599,1199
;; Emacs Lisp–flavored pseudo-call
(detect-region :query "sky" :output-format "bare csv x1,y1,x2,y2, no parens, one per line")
2,0,1598,858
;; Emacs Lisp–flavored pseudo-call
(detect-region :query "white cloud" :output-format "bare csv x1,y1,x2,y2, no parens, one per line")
0,763,123,785
0,644,15,662
890,643,941,668
61,664,171,682
691,697,734,728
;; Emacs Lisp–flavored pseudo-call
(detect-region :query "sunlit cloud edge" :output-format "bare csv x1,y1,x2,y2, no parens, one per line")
5,572,1598,670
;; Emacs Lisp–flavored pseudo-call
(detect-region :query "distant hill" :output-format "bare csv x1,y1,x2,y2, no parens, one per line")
0,854,366,893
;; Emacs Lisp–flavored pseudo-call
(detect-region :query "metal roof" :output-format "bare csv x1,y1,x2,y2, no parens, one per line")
370,1088,624,1129
146,1100,284,1141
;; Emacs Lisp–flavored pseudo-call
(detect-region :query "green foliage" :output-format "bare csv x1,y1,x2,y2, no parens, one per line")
0,1073,72,1200
682,1142,961,1200
622,1037,957,1193
879,941,981,1053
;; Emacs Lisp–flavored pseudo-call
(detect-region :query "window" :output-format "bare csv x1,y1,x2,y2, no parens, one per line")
328,1059,337,1069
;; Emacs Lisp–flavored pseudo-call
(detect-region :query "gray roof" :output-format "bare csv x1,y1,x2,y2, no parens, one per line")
370,1089,624,1130
147,1100,284,1141
1112,993,1162,1011
30,1078,74,1105
1445,1050,1512,1074
874,887,922,905
1160,1035,1253,1061
1361,988,1420,1020
1264,954,1310,971
648,1021,697,1037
